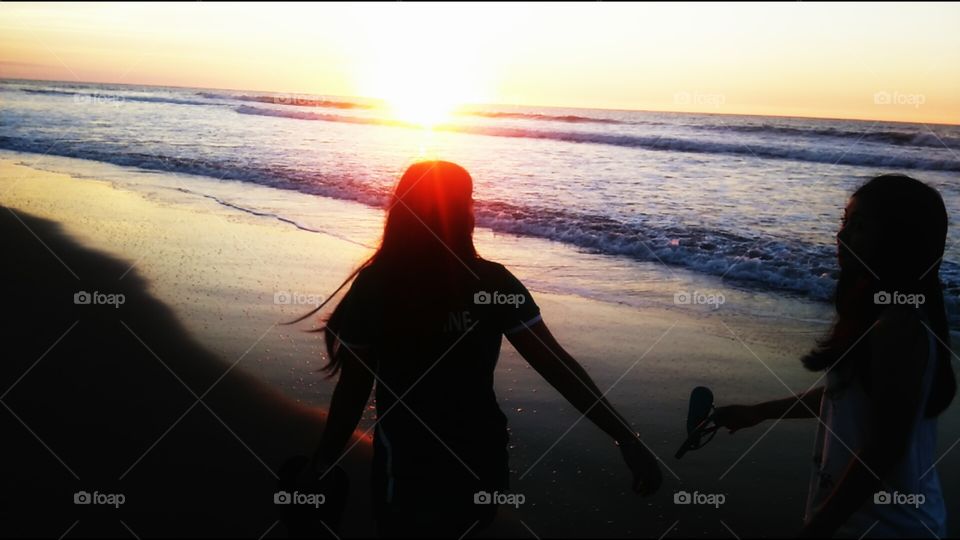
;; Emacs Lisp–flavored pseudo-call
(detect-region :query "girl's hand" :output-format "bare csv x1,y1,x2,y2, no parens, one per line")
713,404,765,433
618,436,663,496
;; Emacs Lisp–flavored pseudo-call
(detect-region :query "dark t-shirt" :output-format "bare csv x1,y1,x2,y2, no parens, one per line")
334,258,541,496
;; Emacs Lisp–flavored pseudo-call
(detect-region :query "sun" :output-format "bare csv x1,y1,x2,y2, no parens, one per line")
384,83,464,128
364,59,481,128
352,11,493,128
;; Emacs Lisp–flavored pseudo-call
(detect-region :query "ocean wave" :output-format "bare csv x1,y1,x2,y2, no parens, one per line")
473,199,841,300
209,90,960,143
10,84,957,149
19,87,217,108
0,134,390,208
198,91,373,110
218,92,632,125
235,105,960,172
3,138,959,324
235,104,392,126
460,110,631,125
694,122,960,150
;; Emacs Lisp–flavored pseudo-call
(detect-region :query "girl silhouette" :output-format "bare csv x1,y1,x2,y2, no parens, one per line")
296,161,662,537
714,174,955,537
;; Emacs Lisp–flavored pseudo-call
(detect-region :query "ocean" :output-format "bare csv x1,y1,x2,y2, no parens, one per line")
2,78,958,325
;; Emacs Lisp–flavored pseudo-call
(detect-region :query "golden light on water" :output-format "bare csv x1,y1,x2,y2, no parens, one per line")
381,84,462,128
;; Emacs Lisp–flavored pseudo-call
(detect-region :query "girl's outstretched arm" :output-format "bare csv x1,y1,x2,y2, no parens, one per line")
312,347,376,472
507,319,663,495
714,387,824,433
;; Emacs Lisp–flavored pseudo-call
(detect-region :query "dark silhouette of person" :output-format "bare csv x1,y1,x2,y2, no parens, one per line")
292,161,662,537
714,174,955,537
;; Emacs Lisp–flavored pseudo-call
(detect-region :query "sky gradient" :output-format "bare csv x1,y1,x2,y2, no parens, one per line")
1,2,958,124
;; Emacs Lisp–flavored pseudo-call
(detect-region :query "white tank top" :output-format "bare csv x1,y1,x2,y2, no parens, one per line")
805,319,947,538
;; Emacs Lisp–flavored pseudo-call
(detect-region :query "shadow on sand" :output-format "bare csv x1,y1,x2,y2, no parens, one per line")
0,207,373,538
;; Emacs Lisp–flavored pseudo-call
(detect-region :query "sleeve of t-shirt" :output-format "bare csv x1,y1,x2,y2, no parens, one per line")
332,269,379,349
490,264,542,336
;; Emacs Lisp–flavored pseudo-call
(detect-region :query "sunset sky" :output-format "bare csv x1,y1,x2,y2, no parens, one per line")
1,2,958,124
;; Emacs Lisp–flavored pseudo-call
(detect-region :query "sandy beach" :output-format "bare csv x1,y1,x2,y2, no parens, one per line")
2,153,958,538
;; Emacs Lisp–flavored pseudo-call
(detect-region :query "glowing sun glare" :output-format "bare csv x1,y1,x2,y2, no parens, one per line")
354,14,492,128
386,84,463,127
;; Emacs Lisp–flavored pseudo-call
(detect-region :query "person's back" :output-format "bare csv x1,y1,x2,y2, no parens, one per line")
300,160,662,538
337,257,542,534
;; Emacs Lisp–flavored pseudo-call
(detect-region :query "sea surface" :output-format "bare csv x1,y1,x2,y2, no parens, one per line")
2,78,958,324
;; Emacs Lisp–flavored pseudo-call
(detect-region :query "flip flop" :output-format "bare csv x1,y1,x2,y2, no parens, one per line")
674,386,719,459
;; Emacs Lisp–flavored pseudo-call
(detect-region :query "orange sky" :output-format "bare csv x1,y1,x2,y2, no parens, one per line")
1,2,958,124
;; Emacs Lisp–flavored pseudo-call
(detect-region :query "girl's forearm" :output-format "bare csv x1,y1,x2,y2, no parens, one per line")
556,358,636,443
757,387,824,420
509,323,637,444
313,366,373,467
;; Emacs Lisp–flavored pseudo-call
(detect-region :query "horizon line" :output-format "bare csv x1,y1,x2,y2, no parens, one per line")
2,75,958,128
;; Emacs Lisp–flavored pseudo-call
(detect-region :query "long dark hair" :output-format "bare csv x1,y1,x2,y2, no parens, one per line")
288,160,479,376
803,174,955,417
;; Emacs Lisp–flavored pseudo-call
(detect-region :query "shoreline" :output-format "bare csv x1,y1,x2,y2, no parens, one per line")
2,153,958,538
1,148,837,332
